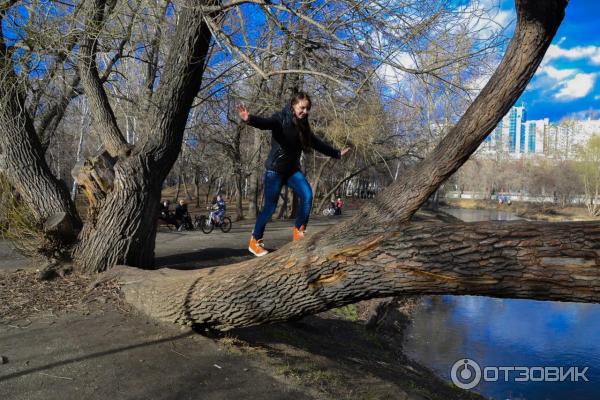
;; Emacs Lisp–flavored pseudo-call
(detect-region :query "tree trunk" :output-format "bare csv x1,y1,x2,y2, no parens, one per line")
290,191,299,219
277,187,289,219
194,171,201,208
74,157,161,273
0,17,81,237
173,174,181,202
182,173,192,200
234,169,244,221
112,220,600,330
74,6,213,273
247,133,263,218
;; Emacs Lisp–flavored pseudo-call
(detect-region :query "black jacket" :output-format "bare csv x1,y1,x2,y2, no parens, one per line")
175,203,188,219
247,105,341,176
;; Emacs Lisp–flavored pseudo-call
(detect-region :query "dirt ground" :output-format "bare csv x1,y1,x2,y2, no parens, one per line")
1,211,480,400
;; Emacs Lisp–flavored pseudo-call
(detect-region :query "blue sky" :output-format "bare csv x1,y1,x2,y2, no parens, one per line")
513,0,600,122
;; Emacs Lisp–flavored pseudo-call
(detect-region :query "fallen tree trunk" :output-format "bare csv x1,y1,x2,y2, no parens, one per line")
112,220,600,330
95,0,577,333
98,0,577,330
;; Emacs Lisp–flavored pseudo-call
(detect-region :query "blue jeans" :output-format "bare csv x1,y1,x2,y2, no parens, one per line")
253,170,313,240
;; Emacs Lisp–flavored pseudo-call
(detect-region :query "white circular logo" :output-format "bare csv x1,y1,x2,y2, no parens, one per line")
451,358,482,390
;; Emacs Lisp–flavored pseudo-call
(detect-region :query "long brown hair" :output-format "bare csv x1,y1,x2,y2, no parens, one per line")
291,92,312,150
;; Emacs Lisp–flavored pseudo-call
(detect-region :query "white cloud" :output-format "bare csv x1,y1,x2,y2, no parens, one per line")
538,65,577,80
466,72,493,93
544,44,600,65
554,73,597,100
458,0,515,40
375,51,416,86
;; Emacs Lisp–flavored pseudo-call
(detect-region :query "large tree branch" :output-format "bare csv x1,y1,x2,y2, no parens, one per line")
79,0,130,158
139,2,214,179
355,0,568,226
112,220,600,330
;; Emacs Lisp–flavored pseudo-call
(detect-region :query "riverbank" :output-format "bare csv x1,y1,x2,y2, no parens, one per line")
1,211,481,400
443,198,600,222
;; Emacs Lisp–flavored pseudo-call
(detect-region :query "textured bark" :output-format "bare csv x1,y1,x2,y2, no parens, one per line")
0,12,81,233
113,220,600,330
79,0,130,158
74,5,213,273
74,157,161,272
234,169,245,221
103,0,577,330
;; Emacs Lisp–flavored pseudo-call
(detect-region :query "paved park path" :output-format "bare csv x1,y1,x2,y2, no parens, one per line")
0,214,355,400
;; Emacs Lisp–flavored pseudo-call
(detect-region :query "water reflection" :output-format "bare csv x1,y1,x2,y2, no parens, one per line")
402,209,600,399
442,207,522,222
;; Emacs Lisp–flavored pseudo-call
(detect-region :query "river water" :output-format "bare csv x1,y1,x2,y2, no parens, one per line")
402,208,600,400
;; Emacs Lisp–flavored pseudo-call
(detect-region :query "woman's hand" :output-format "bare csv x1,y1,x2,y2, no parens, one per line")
340,146,351,157
237,104,250,122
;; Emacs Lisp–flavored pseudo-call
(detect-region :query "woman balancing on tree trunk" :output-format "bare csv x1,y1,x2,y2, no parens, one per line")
238,92,351,257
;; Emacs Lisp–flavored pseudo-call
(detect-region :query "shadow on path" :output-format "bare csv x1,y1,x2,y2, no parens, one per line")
155,248,252,270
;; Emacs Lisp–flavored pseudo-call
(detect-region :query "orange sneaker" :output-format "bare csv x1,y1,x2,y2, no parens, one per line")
248,236,268,257
293,225,306,241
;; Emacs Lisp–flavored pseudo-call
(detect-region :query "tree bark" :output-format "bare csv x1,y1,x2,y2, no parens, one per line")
113,220,600,330
174,174,182,202
0,11,81,236
74,5,213,273
234,168,245,221
247,140,261,218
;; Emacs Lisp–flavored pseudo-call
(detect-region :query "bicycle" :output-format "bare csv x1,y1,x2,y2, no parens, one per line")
194,208,232,234
322,205,336,216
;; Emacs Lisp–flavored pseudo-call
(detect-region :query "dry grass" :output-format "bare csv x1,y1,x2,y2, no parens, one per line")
0,270,128,324
0,175,52,258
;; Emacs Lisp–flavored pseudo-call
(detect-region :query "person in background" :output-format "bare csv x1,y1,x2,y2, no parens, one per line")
335,197,344,215
213,194,226,224
175,199,192,231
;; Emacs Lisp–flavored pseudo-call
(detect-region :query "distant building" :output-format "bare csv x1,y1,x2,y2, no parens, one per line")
477,105,600,160
480,105,529,157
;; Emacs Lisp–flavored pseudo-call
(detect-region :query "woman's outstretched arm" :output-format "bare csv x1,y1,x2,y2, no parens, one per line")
310,132,351,158
237,104,280,131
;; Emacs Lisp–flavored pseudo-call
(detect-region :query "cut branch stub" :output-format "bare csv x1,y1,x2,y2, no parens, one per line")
73,151,116,208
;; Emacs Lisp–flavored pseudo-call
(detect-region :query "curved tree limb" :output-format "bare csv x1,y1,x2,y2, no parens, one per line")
354,0,568,227
0,9,81,232
79,0,130,158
